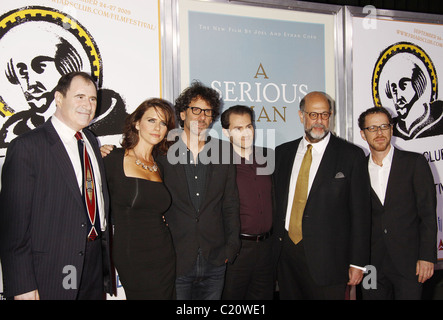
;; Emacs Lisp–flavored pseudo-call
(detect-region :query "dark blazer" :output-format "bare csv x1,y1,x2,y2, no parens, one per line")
274,134,372,286
157,136,240,276
0,119,113,299
369,147,437,278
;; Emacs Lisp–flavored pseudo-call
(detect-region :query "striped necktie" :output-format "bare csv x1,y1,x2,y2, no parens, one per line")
75,131,100,241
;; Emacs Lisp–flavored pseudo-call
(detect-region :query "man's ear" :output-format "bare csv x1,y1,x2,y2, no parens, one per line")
298,110,304,124
54,91,62,107
360,130,367,142
180,110,186,121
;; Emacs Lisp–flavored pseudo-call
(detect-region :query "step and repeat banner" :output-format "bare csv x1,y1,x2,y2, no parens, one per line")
1,0,442,300
349,8,443,260
0,0,341,299
0,0,162,299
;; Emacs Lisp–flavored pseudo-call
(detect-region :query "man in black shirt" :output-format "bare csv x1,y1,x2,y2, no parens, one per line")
158,81,240,300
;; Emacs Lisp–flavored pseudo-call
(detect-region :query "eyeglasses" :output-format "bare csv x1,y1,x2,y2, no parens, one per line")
303,111,331,120
187,106,213,117
363,124,392,132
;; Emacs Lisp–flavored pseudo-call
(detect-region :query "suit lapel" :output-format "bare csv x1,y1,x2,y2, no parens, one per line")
366,155,384,207
308,134,337,200
45,120,83,208
281,139,301,210
200,137,223,210
383,147,402,208
84,129,110,214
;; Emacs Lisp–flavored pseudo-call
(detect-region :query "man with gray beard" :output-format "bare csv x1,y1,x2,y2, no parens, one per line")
273,91,371,299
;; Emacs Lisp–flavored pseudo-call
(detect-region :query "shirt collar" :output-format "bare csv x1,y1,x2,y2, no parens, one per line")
369,144,394,167
302,131,330,154
51,115,80,143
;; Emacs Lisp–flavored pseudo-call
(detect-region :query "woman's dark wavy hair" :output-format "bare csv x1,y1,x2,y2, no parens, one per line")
121,98,176,156
174,80,221,127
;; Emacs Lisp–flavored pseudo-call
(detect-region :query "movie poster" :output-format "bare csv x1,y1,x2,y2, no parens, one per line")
0,0,162,299
351,13,443,260
178,0,338,148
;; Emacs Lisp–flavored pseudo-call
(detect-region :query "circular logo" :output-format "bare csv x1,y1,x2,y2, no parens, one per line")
371,41,437,108
0,6,102,86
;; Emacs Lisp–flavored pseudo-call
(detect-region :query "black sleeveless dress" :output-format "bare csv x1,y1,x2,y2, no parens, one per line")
104,148,175,299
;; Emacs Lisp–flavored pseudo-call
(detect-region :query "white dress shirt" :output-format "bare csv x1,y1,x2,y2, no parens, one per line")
284,132,330,230
284,132,365,271
51,116,106,231
368,144,394,205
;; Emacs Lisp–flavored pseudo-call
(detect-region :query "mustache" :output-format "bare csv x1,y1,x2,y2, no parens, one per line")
308,123,327,130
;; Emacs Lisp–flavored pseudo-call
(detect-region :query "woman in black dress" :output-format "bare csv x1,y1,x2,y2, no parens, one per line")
103,98,176,299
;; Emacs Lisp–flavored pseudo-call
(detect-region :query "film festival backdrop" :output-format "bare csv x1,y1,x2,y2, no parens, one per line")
0,0,162,299
0,0,338,300
1,0,443,300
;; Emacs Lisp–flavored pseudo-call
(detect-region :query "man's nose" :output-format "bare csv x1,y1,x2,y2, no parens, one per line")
85,99,95,110
314,115,324,123
198,112,206,120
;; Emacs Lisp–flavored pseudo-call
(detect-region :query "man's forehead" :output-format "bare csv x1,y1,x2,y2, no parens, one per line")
229,113,252,124
365,112,389,124
304,100,330,111
190,97,212,109
67,76,97,93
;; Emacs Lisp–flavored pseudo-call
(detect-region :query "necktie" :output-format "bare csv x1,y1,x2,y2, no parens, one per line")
288,144,312,245
75,132,100,241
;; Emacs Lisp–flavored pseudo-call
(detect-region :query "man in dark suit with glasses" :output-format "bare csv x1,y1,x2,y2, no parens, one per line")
358,106,436,299
274,91,371,299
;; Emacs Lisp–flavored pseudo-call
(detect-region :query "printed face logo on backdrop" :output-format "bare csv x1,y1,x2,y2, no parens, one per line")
372,41,443,140
0,6,128,155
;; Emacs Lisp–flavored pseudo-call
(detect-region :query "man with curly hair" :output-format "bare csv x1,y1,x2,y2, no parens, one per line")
157,81,240,300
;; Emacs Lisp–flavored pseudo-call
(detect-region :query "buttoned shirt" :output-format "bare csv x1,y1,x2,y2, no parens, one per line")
368,144,394,205
235,148,273,235
175,136,209,213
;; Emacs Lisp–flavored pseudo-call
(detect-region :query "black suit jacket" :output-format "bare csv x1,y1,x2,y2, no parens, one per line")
0,119,113,299
369,147,437,278
157,136,240,276
274,134,371,286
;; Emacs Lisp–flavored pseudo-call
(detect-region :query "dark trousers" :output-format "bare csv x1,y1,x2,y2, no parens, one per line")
223,237,274,300
362,248,422,300
175,248,226,300
76,239,105,300
277,234,346,300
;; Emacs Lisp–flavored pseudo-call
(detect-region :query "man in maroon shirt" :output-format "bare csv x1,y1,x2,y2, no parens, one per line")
220,105,275,300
